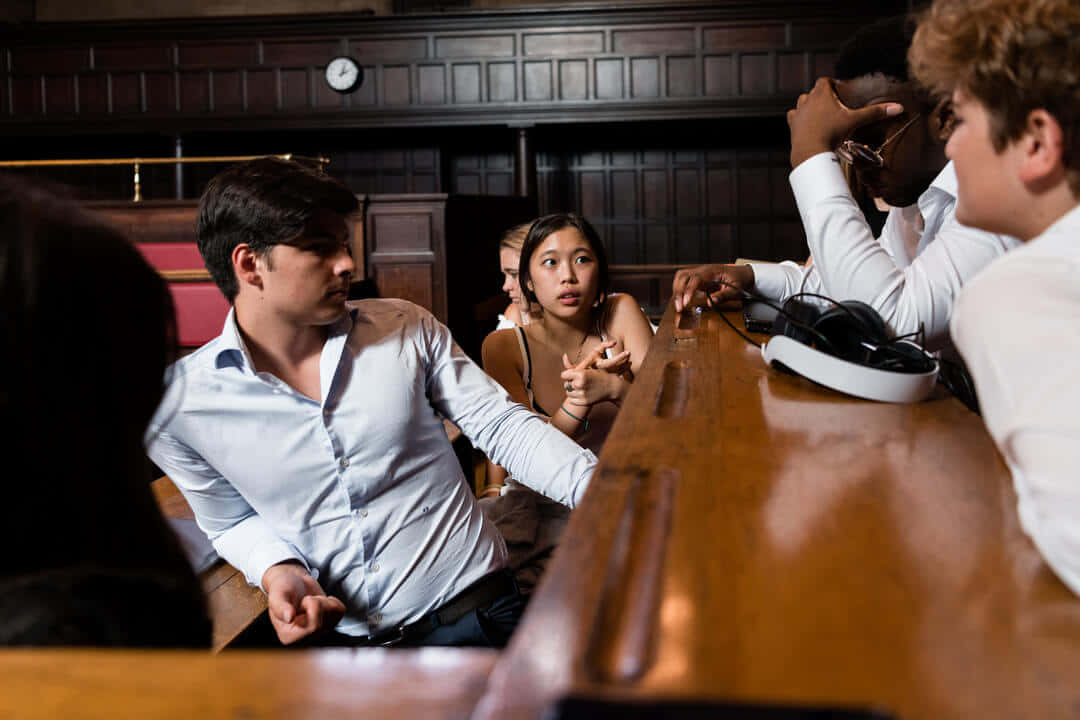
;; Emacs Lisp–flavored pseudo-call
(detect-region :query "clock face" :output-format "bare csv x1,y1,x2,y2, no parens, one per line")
325,57,363,94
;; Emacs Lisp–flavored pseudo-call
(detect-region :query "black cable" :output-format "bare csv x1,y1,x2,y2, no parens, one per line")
697,277,938,375
699,279,838,352
714,307,761,348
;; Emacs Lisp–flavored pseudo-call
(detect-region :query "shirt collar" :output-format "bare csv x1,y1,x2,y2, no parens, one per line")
214,307,254,373
920,160,958,204
212,306,358,373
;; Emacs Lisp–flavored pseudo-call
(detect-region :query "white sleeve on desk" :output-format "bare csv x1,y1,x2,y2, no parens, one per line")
749,261,818,302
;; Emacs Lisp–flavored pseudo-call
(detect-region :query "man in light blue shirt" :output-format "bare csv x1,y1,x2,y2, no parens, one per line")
147,158,595,646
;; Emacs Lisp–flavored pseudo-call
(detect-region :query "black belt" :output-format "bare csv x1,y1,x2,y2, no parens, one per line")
366,569,518,647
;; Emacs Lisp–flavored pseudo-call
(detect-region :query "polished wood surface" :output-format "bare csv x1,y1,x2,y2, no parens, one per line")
476,302,1080,719
152,476,267,653
0,647,497,719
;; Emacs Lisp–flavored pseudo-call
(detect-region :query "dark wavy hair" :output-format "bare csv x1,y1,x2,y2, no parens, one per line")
518,212,610,309
197,156,359,302
0,174,210,646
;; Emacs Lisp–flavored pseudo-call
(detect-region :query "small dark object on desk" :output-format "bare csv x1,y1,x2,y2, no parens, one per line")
546,696,896,720
743,298,779,334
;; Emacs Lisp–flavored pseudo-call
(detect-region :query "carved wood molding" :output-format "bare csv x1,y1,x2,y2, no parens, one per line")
1,1,907,135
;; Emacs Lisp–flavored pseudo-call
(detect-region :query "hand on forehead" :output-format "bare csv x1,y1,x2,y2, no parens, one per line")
834,74,915,113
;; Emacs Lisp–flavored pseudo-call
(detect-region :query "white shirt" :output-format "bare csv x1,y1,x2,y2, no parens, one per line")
751,153,1019,350
951,203,1080,596
147,299,595,636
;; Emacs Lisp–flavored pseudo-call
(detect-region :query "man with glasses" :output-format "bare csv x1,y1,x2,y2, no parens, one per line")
672,15,1018,351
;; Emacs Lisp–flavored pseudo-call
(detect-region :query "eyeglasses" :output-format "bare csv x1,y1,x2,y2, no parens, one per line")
836,112,922,169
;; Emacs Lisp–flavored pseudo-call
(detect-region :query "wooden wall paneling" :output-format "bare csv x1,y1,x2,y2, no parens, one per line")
10,74,40,116
487,60,515,102
703,54,733,97
246,68,276,112
78,73,109,114
335,148,441,195
528,144,801,267
418,64,446,104
523,60,551,102
374,263,435,311
452,62,481,104
214,70,244,113
179,70,209,112
44,73,76,115
364,194,448,321
144,70,176,113
383,64,411,105
2,3,909,132
177,40,258,69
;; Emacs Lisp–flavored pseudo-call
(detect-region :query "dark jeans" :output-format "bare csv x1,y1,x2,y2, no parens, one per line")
409,582,526,647
314,574,527,649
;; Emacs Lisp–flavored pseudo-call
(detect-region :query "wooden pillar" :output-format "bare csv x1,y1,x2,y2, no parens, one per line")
513,126,536,199
174,135,184,200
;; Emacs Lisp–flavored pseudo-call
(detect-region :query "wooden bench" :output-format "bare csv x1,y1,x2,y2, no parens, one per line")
475,301,1080,719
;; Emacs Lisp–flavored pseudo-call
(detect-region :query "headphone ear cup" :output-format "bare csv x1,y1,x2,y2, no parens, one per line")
771,298,821,345
840,301,888,344
813,301,889,362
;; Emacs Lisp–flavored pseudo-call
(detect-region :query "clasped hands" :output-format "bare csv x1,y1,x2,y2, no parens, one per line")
560,341,632,408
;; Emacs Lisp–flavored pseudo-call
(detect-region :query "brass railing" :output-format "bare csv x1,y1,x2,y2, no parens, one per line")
0,154,329,202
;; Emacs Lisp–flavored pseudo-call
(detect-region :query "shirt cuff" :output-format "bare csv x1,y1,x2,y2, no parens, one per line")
789,152,852,211
246,542,312,590
748,261,804,302
212,530,310,589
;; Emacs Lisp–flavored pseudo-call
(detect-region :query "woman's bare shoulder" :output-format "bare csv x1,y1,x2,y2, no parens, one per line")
504,303,522,325
604,292,648,325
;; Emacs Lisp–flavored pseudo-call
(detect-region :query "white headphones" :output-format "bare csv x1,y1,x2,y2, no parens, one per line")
755,296,939,404
761,334,939,403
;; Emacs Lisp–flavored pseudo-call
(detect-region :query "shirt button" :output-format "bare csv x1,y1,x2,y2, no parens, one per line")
370,563,380,573
368,613,382,625
358,508,368,518
339,457,350,469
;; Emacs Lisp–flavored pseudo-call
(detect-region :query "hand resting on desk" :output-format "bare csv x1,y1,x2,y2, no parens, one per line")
262,561,346,645
672,263,754,312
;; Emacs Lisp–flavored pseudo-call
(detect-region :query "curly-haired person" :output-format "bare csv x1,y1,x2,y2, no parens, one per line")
910,0,1080,595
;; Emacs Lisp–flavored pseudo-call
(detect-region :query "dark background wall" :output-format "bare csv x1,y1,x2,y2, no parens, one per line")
1,1,910,269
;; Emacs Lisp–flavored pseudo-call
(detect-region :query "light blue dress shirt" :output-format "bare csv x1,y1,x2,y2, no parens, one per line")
147,299,595,636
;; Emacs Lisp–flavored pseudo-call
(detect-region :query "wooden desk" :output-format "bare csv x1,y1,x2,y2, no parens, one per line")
0,647,497,719
151,477,267,653
476,304,1080,719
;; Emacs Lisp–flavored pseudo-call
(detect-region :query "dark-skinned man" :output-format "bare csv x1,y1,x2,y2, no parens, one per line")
672,15,1018,352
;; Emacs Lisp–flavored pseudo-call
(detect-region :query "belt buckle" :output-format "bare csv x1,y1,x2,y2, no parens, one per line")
377,625,407,647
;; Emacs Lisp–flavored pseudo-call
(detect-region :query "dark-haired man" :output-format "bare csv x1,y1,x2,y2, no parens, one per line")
148,157,595,646
672,15,1018,351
